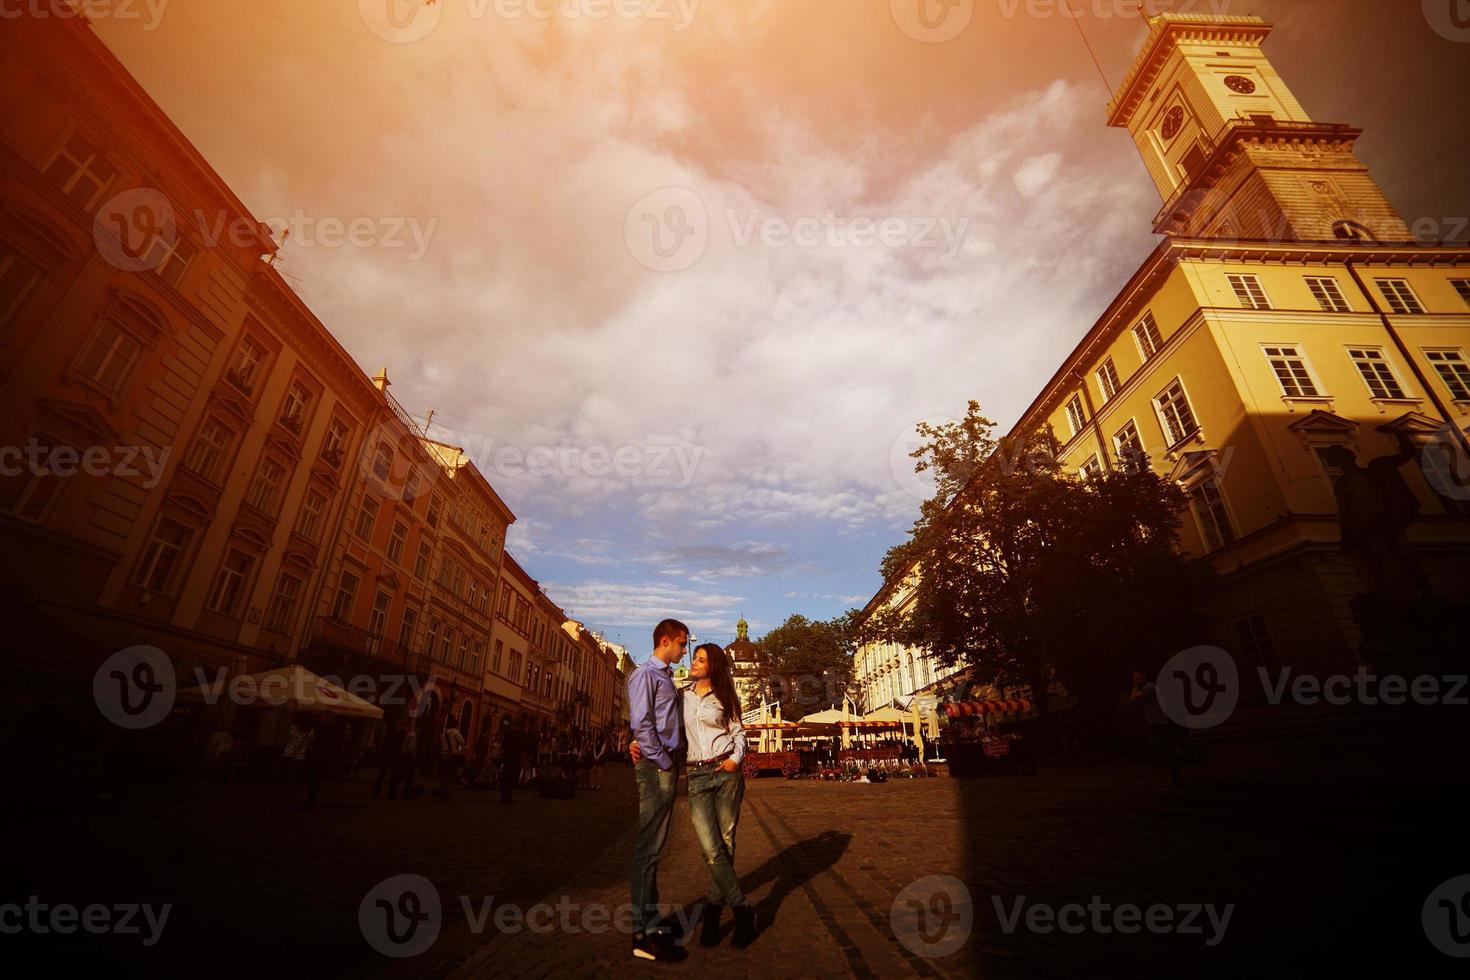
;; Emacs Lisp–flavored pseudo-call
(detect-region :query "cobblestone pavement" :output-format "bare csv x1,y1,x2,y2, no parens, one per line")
8,763,1459,976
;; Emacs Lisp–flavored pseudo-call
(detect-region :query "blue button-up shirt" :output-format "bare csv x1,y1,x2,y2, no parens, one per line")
628,655,683,771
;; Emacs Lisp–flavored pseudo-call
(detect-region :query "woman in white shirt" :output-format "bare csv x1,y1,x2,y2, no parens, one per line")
682,643,756,949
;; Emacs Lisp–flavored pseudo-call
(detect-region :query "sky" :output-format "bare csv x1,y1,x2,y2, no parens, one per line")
92,0,1470,651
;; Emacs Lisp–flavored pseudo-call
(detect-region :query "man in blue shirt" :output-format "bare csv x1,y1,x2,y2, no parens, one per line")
627,618,690,962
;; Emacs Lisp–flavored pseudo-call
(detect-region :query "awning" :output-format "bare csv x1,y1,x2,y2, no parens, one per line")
745,721,799,731
944,698,1033,718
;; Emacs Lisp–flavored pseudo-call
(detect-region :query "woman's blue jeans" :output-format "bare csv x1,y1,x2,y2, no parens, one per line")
687,764,746,906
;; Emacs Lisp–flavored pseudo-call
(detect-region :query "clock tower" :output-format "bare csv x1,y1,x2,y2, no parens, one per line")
1106,13,1411,243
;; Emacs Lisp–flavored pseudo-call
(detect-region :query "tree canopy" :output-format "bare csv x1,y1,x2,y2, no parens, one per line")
752,613,855,719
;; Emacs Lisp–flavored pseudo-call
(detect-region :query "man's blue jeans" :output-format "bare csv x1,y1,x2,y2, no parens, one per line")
687,764,746,906
630,759,678,935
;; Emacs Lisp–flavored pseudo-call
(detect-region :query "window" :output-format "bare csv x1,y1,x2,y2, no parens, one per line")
1313,446,1352,500
439,626,455,662
245,457,287,514
1080,455,1103,481
1096,358,1121,401
139,233,196,289
297,488,327,541
1133,312,1163,360
1262,345,1321,398
185,418,234,483
426,619,441,657
368,590,392,637
75,322,141,393
387,520,407,563
280,381,312,434
509,650,523,679
403,473,420,506
228,336,266,393
1065,395,1087,437
493,639,504,673
1424,349,1470,401
413,540,431,580
371,444,392,481
471,640,483,674
321,418,348,462
1421,441,1470,517
0,249,43,327
44,133,115,209
1347,347,1407,400
1154,378,1199,446
427,493,443,527
1305,277,1350,313
1226,273,1271,310
354,494,380,539
498,582,511,617
1235,614,1278,669
206,549,254,616
0,436,64,522
265,574,302,632
1375,278,1423,314
398,605,419,651
1451,279,1470,309
1188,478,1236,551
331,571,360,621
458,634,470,670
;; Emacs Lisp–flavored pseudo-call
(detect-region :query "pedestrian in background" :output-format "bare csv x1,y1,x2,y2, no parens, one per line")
439,718,466,802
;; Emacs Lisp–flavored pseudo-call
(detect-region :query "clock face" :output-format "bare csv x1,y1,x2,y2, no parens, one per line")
1224,75,1256,94
1161,106,1184,140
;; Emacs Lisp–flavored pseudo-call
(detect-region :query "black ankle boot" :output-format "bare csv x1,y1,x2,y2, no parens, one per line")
700,904,722,946
732,904,756,948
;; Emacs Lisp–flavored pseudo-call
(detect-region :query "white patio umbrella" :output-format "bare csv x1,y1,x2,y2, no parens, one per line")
176,664,384,719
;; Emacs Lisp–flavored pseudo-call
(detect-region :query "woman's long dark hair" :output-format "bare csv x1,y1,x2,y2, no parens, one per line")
697,642,740,728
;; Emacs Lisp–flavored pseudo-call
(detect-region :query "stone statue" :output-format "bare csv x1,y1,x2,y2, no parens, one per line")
1321,438,1434,599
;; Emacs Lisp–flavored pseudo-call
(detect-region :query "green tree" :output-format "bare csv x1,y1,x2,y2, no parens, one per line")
863,400,1213,720
754,613,855,720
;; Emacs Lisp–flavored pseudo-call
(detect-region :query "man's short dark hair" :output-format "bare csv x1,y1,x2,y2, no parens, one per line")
653,619,689,648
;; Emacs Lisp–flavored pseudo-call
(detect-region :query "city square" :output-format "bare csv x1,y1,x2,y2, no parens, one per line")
2,2,1469,975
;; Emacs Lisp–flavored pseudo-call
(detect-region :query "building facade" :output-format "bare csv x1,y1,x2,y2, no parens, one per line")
724,617,765,710
856,12,1470,700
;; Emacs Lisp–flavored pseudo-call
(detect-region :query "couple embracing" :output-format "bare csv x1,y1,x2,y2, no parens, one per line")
627,618,757,962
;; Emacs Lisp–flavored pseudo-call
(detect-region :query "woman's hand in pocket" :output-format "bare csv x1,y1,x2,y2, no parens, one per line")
720,757,740,773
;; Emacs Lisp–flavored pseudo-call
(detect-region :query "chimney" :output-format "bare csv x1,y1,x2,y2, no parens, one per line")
371,368,391,392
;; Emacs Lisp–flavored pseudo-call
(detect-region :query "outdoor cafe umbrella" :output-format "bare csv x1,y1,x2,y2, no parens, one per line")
176,664,384,720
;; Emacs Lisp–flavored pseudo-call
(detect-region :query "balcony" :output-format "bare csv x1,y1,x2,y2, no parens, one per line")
307,615,424,676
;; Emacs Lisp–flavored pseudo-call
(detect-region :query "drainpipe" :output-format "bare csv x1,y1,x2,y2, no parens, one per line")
1343,259,1470,459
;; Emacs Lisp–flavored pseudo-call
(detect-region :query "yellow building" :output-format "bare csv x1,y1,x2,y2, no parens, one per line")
859,13,1470,689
